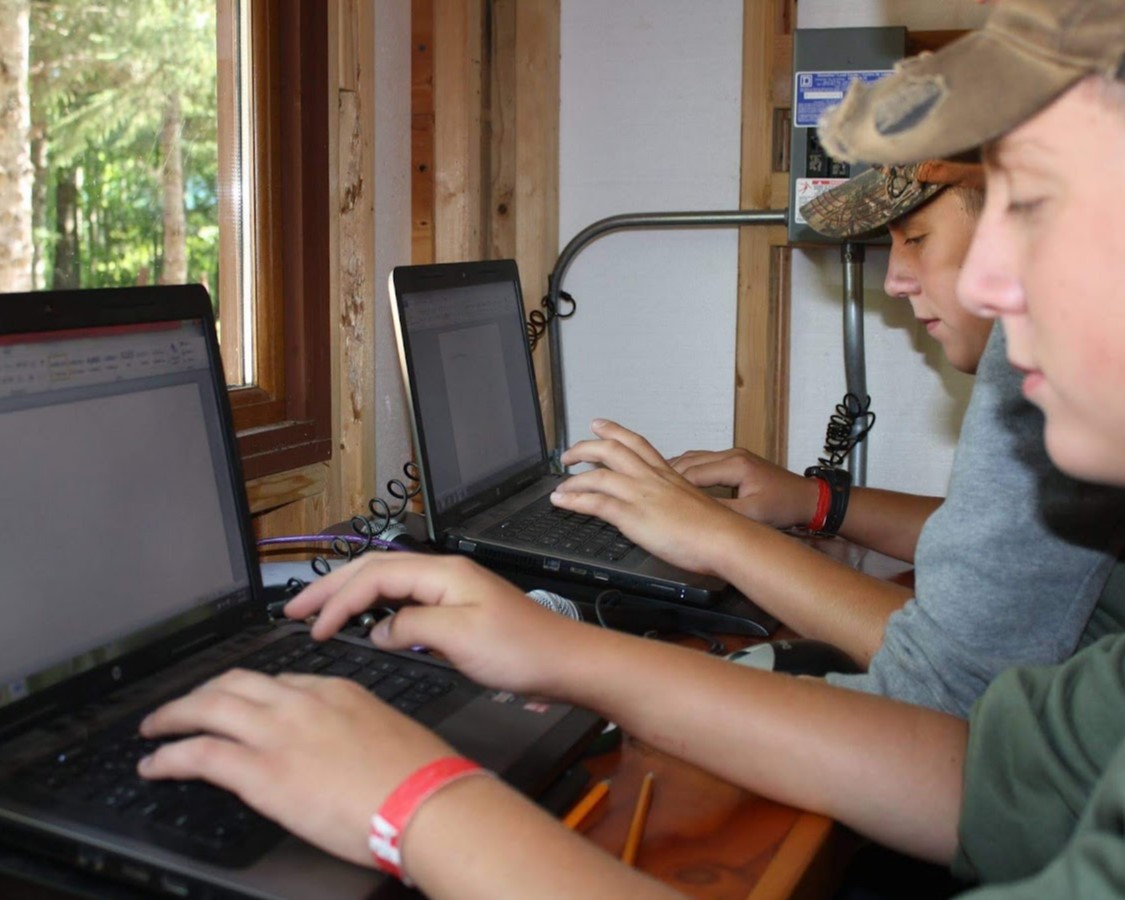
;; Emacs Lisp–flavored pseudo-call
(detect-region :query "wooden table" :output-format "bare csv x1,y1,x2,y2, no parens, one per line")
575,736,860,900
572,534,913,899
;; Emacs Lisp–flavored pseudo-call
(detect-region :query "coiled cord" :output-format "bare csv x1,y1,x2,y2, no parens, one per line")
817,393,875,469
310,461,422,576
527,285,577,352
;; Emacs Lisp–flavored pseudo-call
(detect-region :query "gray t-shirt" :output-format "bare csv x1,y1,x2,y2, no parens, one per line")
826,325,1125,715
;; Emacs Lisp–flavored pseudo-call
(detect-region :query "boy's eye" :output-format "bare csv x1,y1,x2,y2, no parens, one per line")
1007,197,1045,216
904,233,926,246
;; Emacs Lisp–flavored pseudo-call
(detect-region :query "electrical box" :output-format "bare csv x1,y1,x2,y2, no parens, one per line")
789,27,907,244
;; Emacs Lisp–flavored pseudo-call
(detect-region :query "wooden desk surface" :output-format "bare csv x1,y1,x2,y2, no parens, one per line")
572,533,911,900
577,736,856,900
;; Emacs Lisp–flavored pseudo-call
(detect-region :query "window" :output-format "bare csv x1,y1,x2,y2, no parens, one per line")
4,0,329,479
223,0,331,479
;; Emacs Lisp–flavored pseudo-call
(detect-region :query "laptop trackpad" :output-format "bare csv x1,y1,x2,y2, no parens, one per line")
436,691,569,772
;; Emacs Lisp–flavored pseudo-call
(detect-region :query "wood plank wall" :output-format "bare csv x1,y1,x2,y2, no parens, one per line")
255,0,797,558
735,0,795,464
413,0,561,446
414,0,795,464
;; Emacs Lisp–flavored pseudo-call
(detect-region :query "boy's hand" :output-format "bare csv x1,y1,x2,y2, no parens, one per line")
669,447,819,529
138,669,457,867
554,419,748,576
285,554,587,697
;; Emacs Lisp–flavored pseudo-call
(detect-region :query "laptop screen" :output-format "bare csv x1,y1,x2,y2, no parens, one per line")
398,274,545,516
0,317,252,711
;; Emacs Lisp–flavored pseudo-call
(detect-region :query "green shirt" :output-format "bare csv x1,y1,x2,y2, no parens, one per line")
954,633,1125,896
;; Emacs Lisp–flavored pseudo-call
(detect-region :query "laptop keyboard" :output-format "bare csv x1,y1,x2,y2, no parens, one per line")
485,496,635,562
9,634,456,868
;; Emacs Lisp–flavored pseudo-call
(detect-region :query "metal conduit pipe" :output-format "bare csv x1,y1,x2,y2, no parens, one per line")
840,241,868,487
544,209,789,466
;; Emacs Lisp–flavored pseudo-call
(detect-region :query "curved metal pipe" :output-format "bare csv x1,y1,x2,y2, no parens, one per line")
841,241,868,487
544,209,788,465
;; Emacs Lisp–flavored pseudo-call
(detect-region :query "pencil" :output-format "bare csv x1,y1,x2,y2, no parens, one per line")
620,771,655,866
562,778,611,831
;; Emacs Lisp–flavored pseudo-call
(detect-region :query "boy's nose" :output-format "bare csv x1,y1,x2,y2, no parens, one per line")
957,226,1022,318
884,263,918,300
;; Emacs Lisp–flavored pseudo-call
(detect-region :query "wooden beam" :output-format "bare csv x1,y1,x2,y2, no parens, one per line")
411,0,435,263
333,0,377,518
735,0,794,464
432,0,485,261
487,0,560,447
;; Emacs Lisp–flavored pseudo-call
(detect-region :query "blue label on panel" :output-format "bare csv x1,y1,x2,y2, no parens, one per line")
794,70,891,128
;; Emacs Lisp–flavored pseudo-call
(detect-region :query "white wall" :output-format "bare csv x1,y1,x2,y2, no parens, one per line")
556,0,990,498
789,0,987,495
558,0,743,458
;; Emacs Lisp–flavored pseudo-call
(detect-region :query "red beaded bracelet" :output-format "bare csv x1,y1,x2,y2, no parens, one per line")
369,756,491,884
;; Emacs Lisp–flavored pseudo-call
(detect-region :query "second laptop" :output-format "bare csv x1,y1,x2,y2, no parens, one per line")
389,259,726,606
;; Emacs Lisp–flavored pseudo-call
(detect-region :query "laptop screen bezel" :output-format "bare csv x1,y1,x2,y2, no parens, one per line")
0,285,267,741
388,259,553,541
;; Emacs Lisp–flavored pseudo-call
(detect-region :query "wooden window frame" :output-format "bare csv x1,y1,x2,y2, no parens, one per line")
225,0,332,481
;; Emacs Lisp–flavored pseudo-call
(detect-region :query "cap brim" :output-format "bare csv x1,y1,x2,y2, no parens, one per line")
818,28,1088,164
799,167,944,240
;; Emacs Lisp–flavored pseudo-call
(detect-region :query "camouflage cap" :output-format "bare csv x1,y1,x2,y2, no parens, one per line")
818,0,1125,165
800,160,984,240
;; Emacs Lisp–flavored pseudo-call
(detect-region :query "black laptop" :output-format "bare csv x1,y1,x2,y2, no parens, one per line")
388,259,726,606
0,285,601,899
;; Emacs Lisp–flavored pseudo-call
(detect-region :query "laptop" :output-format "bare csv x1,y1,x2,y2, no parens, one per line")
388,259,726,606
0,285,602,899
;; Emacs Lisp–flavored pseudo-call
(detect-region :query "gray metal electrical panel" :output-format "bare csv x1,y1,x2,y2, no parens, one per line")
789,27,907,244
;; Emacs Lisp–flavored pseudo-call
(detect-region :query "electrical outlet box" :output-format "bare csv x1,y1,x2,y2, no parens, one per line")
789,27,907,244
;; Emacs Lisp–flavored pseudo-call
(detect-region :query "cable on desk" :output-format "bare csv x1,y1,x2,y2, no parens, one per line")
256,534,377,551
311,461,422,577
258,460,422,587
592,589,728,652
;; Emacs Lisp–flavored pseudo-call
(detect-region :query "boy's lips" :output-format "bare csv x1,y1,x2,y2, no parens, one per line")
1008,360,1045,398
1021,369,1046,399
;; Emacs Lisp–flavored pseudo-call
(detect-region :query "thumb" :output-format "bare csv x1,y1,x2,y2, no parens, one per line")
368,604,476,662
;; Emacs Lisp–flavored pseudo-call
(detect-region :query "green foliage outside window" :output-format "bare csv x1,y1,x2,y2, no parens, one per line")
25,0,219,309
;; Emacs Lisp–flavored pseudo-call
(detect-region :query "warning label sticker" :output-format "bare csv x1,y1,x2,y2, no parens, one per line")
794,178,847,225
794,70,891,128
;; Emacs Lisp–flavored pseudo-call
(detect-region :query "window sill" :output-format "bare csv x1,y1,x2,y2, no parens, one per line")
238,420,331,482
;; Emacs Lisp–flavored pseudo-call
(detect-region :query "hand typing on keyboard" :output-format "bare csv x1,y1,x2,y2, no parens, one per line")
137,552,692,898
136,555,595,870
137,664,461,869
550,418,749,578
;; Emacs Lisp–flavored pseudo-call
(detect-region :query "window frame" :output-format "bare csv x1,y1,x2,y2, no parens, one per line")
224,0,332,481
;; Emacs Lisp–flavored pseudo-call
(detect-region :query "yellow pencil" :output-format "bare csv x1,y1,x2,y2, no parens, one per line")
620,771,655,866
562,778,611,831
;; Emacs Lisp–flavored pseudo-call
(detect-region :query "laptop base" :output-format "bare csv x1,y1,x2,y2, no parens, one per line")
493,565,778,639
321,513,777,638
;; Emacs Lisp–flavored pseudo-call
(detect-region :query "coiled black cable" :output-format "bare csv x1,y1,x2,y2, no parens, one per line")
817,393,875,469
307,461,422,577
527,286,577,352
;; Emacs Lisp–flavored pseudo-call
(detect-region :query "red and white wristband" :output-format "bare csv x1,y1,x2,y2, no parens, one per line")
369,756,491,884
